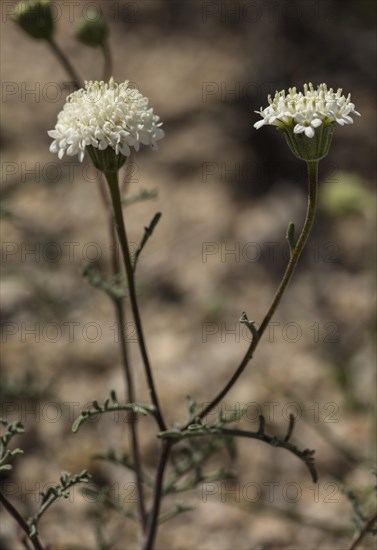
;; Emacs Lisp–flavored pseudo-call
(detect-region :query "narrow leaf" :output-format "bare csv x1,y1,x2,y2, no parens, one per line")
133,212,162,271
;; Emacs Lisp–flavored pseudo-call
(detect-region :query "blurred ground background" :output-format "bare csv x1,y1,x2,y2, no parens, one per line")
1,0,376,548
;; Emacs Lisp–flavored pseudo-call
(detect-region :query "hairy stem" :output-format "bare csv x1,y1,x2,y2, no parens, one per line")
105,171,166,432
0,491,44,550
191,161,319,425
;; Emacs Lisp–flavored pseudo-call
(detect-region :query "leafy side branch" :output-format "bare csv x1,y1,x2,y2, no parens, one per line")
72,392,157,433
159,414,318,483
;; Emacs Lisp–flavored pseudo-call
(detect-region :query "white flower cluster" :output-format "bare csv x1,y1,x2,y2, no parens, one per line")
254,83,360,138
48,78,164,162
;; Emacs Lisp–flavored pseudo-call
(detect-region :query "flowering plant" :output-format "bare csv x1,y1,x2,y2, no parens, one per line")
254,82,360,136
254,83,360,160
48,78,164,163
3,4,373,550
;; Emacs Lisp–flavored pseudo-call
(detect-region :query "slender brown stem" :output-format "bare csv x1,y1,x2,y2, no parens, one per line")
20,536,34,550
101,40,113,81
348,511,377,550
187,161,319,426
0,491,44,550
46,38,81,90
97,180,147,531
115,299,147,531
258,161,318,335
105,171,166,432
141,441,172,550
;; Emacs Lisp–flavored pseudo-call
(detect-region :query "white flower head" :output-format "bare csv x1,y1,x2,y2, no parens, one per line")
254,82,360,138
48,78,165,163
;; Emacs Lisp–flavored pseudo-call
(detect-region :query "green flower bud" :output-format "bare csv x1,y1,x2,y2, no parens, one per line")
280,123,334,162
75,11,109,47
12,0,54,41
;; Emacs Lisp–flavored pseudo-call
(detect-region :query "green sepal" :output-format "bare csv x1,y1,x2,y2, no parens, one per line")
280,123,334,161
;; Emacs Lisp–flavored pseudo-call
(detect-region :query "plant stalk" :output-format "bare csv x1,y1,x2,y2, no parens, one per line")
101,40,113,81
141,441,172,550
97,180,147,530
348,511,377,550
0,491,44,550
46,38,81,90
190,161,319,425
105,171,166,432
